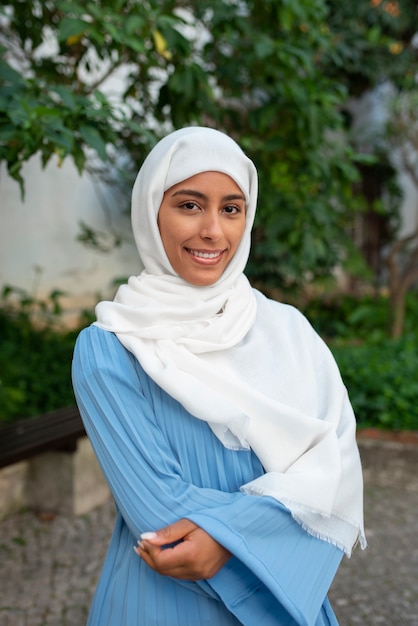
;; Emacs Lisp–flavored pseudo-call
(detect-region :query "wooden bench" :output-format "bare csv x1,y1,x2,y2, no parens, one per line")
0,406,86,469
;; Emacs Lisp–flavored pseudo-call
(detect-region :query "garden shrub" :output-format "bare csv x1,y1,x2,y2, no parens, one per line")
302,292,418,343
331,337,418,431
303,292,418,431
0,307,81,422
0,285,92,423
0,289,417,430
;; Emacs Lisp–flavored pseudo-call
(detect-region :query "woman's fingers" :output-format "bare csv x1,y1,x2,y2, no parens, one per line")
140,518,198,547
134,521,231,580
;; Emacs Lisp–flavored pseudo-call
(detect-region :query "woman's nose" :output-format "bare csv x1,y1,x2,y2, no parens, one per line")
200,211,223,240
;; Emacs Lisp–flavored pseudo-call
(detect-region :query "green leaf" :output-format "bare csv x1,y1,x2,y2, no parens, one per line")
73,146,86,174
125,15,145,35
254,35,275,59
57,17,88,42
0,126,19,142
50,86,78,111
0,61,27,87
79,125,108,161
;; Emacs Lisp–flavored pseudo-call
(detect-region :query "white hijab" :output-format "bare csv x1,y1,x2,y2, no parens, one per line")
95,126,366,556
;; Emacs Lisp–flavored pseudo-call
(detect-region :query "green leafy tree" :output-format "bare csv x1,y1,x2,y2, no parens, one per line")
166,0,418,290
190,0,361,289
0,1,203,189
1,0,417,294
325,0,417,92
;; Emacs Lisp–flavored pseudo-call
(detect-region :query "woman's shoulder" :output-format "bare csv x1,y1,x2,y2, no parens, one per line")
253,289,311,328
73,324,136,375
75,323,122,352
251,289,335,365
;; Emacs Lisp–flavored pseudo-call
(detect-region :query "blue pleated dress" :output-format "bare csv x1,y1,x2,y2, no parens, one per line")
72,325,343,626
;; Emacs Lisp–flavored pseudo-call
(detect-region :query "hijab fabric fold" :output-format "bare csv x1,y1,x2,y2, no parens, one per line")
95,126,366,556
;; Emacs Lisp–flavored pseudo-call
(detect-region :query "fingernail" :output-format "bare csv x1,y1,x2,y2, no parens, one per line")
140,531,157,540
133,546,140,555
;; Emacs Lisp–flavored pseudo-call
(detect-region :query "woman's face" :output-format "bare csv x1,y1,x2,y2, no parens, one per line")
157,171,246,286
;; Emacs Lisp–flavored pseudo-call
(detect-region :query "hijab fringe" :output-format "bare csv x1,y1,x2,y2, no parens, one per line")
241,484,367,557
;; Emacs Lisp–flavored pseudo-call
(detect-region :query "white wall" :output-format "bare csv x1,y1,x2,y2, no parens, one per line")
0,155,140,325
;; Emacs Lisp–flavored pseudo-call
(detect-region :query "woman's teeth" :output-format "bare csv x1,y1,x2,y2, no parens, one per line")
189,249,221,259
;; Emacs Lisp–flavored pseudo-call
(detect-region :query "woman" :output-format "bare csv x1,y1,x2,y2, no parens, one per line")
72,126,366,626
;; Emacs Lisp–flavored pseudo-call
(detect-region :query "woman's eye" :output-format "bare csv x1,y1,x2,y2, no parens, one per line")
181,201,199,210
223,205,241,214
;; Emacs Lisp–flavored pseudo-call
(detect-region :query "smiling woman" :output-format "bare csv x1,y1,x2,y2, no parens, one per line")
72,126,366,626
157,172,246,286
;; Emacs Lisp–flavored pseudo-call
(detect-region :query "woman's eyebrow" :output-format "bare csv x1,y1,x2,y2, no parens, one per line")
171,189,206,199
224,193,246,201
171,189,245,202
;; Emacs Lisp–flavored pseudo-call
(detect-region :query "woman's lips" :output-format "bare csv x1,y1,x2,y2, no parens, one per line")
185,248,226,264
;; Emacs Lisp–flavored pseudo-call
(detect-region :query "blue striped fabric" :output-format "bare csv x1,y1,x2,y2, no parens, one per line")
72,326,342,626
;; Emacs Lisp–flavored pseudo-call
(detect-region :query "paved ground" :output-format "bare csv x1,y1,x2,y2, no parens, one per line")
0,437,417,626
329,438,418,626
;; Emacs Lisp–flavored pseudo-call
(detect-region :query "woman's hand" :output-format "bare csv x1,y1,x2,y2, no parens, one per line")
134,518,231,580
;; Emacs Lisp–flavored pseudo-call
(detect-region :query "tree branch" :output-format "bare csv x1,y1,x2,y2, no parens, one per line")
82,56,127,95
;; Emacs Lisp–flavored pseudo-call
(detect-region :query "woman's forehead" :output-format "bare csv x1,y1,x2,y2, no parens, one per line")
164,171,246,195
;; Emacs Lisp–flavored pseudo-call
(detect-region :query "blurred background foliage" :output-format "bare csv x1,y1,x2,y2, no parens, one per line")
1,286,417,430
1,0,418,428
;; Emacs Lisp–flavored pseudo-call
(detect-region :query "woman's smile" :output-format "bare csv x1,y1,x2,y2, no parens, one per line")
186,248,226,262
158,171,246,286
